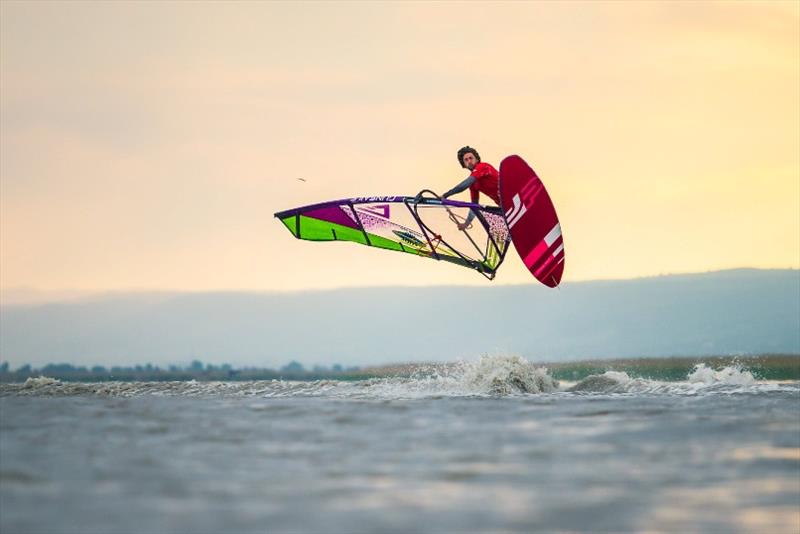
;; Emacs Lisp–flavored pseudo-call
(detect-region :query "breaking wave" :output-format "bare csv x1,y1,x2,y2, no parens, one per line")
357,354,559,398
2,360,796,399
567,363,792,395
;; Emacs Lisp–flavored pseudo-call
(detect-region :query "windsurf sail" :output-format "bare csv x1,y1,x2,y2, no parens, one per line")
274,193,511,279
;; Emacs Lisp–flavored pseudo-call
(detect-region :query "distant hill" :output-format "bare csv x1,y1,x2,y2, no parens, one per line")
1,269,798,368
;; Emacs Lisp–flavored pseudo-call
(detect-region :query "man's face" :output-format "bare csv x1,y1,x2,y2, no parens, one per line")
462,152,478,171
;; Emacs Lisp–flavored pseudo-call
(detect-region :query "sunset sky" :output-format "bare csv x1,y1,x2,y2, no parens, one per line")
1,1,798,298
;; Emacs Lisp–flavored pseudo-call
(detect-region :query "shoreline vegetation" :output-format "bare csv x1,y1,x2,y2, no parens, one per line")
0,354,798,383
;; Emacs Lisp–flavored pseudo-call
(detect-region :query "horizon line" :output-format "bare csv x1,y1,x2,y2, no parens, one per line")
1,267,798,306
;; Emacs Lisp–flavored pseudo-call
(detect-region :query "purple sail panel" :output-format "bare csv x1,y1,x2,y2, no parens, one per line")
303,205,360,230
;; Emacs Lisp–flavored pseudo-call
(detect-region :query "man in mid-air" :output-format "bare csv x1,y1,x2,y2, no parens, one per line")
442,146,500,230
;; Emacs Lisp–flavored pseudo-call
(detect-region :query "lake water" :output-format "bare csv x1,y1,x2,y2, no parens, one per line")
1,356,798,533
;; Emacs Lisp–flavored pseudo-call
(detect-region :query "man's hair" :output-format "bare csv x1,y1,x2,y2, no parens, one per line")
457,146,481,168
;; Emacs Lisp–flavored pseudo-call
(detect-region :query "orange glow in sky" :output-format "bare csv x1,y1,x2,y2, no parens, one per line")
1,1,798,295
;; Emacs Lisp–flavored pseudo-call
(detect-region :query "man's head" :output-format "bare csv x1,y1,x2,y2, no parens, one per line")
457,146,481,170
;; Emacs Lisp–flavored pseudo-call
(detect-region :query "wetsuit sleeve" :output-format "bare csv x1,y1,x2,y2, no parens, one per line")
443,175,476,198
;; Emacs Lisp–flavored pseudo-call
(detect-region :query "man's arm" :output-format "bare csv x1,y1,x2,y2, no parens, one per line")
443,175,480,230
442,175,476,198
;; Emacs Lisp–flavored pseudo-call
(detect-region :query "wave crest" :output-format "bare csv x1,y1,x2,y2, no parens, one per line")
687,363,755,385
460,354,559,394
568,364,765,394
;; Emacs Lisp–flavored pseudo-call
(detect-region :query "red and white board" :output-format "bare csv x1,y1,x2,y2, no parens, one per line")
499,155,564,288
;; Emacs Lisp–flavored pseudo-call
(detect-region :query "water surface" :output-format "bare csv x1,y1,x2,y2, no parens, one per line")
2,357,798,533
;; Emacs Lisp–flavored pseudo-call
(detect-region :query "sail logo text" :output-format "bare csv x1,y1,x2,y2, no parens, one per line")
351,196,399,202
